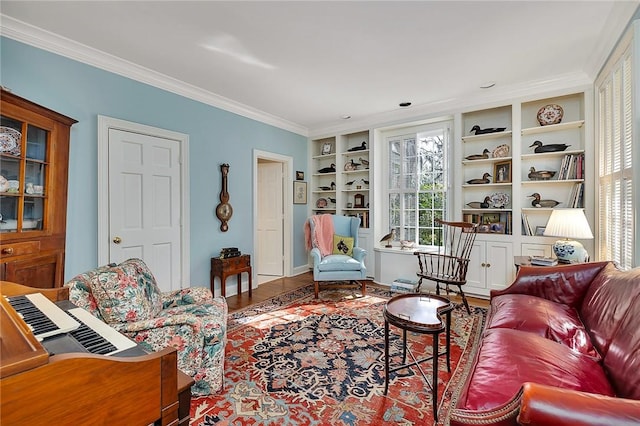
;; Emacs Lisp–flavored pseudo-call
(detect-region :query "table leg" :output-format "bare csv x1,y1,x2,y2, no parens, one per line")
402,328,407,364
237,273,242,295
248,270,252,296
384,320,390,395
446,310,451,372
433,331,439,422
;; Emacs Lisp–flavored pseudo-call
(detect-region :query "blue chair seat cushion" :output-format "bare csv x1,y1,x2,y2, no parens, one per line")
318,254,364,271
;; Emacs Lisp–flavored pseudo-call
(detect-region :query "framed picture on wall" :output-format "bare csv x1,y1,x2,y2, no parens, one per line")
293,181,307,204
296,171,304,180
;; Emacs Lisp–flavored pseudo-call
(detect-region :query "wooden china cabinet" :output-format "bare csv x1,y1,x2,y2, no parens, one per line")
0,89,77,288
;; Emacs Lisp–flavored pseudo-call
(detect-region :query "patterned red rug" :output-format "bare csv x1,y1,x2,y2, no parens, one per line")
190,285,486,425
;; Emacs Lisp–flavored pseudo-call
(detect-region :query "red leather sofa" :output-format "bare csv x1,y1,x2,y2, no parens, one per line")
449,261,640,426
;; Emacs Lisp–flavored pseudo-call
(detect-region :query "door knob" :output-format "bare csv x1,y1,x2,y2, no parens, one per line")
112,236,122,244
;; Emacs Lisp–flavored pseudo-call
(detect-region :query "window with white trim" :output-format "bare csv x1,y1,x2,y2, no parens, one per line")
596,31,635,269
386,121,451,245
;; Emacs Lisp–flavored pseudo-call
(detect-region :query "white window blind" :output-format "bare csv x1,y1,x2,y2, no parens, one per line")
596,40,634,269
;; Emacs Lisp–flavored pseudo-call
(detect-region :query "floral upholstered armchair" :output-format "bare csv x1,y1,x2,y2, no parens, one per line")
64,258,227,396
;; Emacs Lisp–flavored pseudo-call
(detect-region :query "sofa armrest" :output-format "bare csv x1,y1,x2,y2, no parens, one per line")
162,287,213,308
517,382,640,426
489,261,609,307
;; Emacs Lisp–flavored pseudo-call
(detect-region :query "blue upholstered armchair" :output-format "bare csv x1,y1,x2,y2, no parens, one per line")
307,214,367,298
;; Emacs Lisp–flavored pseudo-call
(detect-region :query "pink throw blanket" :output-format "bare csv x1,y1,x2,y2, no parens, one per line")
304,214,335,257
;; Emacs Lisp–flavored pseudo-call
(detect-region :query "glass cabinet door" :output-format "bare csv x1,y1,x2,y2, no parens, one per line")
0,116,48,233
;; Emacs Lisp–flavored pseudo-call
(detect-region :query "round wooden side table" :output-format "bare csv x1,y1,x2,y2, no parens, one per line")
383,293,453,422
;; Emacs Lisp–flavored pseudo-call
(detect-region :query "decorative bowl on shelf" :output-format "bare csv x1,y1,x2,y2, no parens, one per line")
492,144,510,158
0,126,21,156
490,192,510,208
537,104,564,126
316,198,328,208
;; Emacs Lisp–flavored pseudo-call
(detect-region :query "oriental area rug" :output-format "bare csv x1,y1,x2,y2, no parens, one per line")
190,285,486,426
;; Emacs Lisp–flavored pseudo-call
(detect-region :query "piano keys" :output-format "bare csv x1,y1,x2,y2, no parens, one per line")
5,293,79,340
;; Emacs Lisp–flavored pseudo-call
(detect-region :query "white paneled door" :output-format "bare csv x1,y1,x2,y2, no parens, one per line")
257,160,284,276
108,129,182,292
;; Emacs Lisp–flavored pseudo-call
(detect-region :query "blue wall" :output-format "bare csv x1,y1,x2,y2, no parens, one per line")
0,37,309,287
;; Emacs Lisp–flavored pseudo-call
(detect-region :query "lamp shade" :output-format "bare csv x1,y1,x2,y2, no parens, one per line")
543,209,594,239
543,209,593,263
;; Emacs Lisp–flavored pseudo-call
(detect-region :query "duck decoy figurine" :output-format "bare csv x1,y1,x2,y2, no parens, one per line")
529,193,561,208
359,157,370,168
470,125,507,135
345,180,355,186
529,140,571,153
317,163,336,174
466,173,492,185
361,179,369,185
318,186,332,191
379,229,396,248
465,149,491,161
347,141,367,152
528,167,556,181
466,196,492,209
328,197,336,203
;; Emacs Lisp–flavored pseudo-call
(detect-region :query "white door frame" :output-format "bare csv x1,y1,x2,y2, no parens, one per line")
253,149,293,278
97,115,190,286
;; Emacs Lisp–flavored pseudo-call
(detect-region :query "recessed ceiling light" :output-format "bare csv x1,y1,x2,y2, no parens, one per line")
480,81,496,89
399,102,412,108
341,115,351,120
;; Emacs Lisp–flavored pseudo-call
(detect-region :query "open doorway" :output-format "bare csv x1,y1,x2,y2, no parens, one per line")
253,150,293,285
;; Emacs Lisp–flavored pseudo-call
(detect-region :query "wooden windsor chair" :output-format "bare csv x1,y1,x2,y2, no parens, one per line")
414,219,478,314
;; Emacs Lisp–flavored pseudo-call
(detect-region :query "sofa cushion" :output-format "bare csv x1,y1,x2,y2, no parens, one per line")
488,294,599,359
457,328,614,412
88,258,163,324
317,254,363,271
579,263,640,359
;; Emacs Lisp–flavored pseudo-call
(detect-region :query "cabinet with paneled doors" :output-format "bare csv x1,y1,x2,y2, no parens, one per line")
0,89,77,288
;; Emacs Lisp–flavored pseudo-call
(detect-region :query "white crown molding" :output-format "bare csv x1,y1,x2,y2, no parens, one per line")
0,15,309,137
309,72,592,138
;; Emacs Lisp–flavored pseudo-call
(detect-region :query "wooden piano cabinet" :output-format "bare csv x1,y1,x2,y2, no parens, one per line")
210,254,252,297
0,281,189,426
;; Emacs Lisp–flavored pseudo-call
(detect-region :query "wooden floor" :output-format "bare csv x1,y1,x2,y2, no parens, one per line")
225,272,489,312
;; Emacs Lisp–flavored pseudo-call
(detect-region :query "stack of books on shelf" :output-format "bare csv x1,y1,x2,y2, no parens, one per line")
568,182,584,208
390,278,418,293
530,256,558,266
558,153,584,180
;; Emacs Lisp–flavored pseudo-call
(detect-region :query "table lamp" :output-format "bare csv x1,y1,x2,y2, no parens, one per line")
543,209,594,263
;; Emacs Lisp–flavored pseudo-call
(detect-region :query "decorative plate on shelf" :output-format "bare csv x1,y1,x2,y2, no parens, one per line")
316,198,328,208
490,192,510,208
492,144,510,158
0,126,21,156
537,104,564,126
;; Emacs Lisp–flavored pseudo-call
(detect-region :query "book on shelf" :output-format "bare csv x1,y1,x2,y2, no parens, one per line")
521,212,533,236
530,256,558,266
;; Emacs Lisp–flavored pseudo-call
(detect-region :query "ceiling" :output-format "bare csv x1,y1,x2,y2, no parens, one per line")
1,1,638,136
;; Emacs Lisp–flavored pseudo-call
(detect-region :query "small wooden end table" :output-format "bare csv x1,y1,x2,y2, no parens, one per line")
210,254,252,297
383,293,453,422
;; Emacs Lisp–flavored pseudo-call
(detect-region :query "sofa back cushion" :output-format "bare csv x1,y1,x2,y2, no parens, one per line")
86,258,163,324
604,292,640,399
65,263,117,321
580,263,640,359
